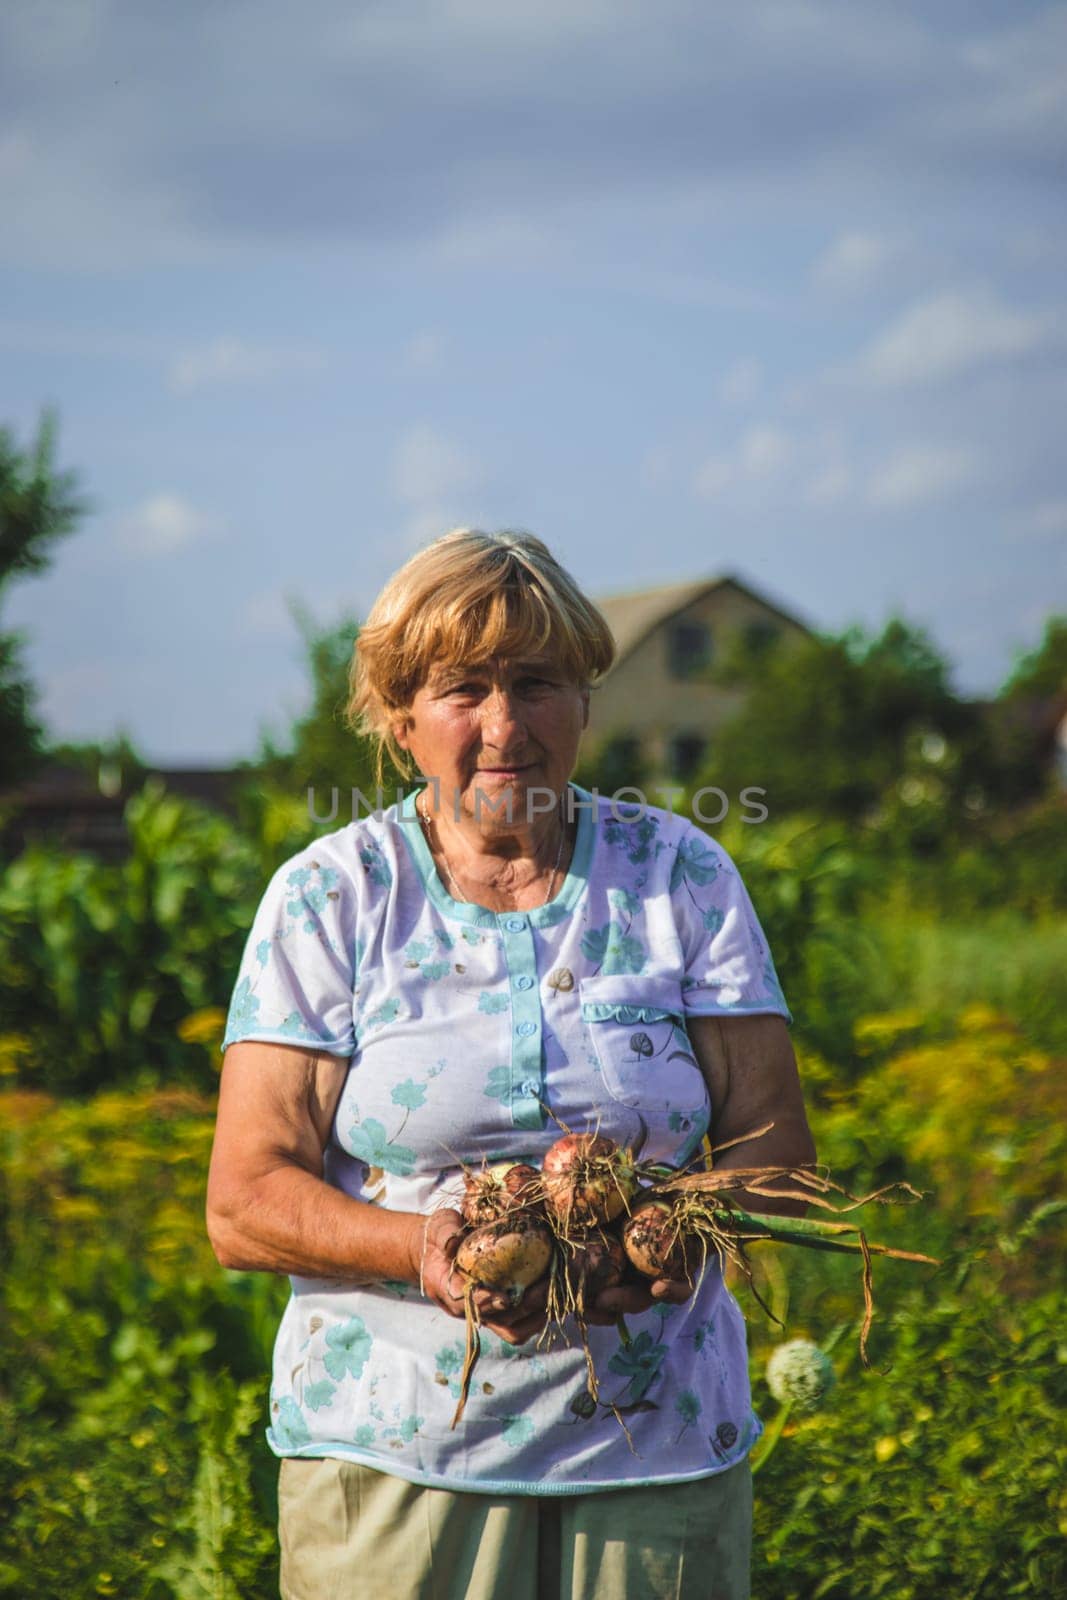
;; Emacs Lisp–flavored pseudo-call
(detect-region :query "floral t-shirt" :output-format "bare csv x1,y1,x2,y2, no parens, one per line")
222,787,791,1495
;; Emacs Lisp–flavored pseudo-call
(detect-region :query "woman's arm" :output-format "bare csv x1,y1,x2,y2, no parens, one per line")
687,1013,817,1218
206,1040,435,1280
205,1039,528,1339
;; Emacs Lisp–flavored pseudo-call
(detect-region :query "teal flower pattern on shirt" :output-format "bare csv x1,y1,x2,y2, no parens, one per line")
434,1340,466,1399
693,1315,730,1386
304,1379,337,1412
670,834,721,892
361,998,401,1035
277,1010,325,1043
501,1415,536,1447
323,1317,372,1382
358,842,392,888
608,1329,668,1403
483,1065,513,1103
391,1078,427,1112
225,977,260,1037
603,812,660,864
404,933,453,981
580,920,646,976
384,1413,423,1444
286,862,342,929
273,1397,311,1449
348,1117,417,1176
608,886,642,918
675,1389,702,1439
478,991,510,1015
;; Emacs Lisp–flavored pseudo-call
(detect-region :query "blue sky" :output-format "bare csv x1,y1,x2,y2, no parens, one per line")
2,0,1065,763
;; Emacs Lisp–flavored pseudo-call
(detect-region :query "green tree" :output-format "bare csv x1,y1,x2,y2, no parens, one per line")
1000,615,1067,700
698,618,992,827
247,602,405,848
0,411,86,785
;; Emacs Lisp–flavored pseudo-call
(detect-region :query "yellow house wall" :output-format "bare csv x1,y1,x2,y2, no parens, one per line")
586,585,807,775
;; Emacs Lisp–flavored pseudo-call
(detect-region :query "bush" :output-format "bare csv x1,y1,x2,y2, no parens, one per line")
0,1087,288,1598
0,784,263,1094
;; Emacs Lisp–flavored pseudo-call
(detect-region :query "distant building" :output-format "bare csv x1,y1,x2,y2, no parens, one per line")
589,575,813,780
0,763,250,862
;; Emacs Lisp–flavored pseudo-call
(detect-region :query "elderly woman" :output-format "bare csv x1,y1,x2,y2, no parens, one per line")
207,529,815,1600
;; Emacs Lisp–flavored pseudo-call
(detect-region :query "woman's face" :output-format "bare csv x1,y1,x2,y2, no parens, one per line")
393,654,589,828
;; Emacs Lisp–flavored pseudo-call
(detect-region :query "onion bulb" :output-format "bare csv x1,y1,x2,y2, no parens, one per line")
461,1162,542,1228
454,1215,554,1294
542,1133,637,1230
622,1199,703,1284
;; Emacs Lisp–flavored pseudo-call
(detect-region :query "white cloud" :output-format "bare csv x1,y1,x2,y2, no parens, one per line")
169,336,326,392
739,426,792,476
694,425,794,500
857,287,1047,387
114,493,221,556
389,424,486,549
717,359,762,406
867,445,978,510
805,463,852,507
400,507,467,549
392,424,482,506
813,230,900,291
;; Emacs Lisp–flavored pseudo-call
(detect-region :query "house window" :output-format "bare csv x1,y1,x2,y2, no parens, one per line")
668,621,712,680
668,733,707,781
744,619,780,658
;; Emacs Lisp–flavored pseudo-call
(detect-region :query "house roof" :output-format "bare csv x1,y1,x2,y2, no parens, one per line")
594,574,812,667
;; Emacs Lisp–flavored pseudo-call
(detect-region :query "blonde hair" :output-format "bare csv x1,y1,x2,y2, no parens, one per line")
348,528,616,778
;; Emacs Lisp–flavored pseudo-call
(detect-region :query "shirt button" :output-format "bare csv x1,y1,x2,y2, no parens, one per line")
519,1078,539,1098
516,1020,537,1038
505,916,526,932
515,974,534,992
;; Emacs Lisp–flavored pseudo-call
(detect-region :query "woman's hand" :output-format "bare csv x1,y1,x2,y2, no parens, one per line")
581,1277,695,1325
418,1207,551,1346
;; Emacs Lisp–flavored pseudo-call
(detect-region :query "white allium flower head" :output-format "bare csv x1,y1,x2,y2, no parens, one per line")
766,1339,836,1413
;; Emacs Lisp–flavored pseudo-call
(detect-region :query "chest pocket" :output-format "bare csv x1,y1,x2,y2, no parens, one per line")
579,974,709,1130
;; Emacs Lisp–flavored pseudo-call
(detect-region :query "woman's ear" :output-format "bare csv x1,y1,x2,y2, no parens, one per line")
392,716,412,753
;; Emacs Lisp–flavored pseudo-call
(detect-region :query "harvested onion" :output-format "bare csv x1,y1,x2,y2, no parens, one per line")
461,1161,542,1228
622,1198,703,1284
542,1133,637,1230
454,1214,554,1295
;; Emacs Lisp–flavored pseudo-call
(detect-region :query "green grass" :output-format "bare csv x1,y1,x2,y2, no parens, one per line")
859,905,1067,1056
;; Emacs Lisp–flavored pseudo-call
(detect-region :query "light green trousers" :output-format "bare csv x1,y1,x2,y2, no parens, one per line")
278,1456,752,1600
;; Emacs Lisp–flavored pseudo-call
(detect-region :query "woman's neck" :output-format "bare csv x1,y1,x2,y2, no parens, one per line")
417,788,573,909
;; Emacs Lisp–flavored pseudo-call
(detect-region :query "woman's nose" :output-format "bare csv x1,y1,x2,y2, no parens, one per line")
480,688,525,747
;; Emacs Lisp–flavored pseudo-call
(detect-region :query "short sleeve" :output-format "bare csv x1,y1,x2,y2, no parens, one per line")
221,848,358,1056
668,825,791,1024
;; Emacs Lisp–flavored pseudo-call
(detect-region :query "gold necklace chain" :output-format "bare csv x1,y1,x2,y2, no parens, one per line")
417,793,566,908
